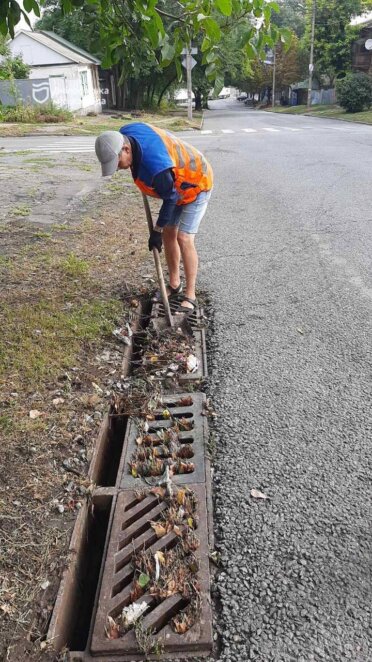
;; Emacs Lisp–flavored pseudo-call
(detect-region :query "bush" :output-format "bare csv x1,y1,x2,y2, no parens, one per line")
337,72,372,113
2,102,73,123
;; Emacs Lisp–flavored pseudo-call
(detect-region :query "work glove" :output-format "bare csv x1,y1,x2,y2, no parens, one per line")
148,228,163,253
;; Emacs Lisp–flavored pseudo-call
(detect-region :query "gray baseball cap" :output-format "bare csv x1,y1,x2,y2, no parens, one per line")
95,130,124,176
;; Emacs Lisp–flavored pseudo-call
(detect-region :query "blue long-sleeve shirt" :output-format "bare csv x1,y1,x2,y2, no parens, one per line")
129,136,179,227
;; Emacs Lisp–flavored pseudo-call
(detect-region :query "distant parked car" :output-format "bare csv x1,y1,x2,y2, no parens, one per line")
218,87,231,99
237,92,247,101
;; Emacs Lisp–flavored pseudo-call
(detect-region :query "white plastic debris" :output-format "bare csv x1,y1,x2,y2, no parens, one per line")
186,354,199,373
250,488,269,500
52,397,65,406
40,580,50,590
121,601,149,627
112,328,131,345
29,409,42,419
154,554,161,582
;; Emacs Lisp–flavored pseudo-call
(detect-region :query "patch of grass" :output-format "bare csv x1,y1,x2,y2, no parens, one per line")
2,102,73,124
266,104,372,125
0,414,14,432
107,182,123,193
59,252,90,277
12,150,32,156
0,298,121,381
71,163,93,172
11,204,31,217
0,255,11,268
1,110,203,137
23,157,56,165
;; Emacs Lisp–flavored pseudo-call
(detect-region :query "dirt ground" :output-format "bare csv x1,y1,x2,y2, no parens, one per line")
0,148,161,660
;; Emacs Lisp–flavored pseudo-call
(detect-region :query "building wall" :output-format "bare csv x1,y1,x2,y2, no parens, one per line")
352,26,372,74
29,64,101,114
10,32,71,65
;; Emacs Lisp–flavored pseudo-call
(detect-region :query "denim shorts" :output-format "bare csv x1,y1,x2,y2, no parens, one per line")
169,189,212,234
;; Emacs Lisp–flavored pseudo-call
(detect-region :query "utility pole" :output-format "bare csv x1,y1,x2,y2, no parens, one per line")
307,0,316,110
272,47,276,109
186,47,193,121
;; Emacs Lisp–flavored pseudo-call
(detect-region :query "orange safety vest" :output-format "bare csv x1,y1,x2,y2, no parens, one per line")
134,125,213,205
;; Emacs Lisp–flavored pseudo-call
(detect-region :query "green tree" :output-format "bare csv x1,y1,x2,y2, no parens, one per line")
274,33,305,90
0,36,30,79
303,0,372,84
1,0,286,95
35,0,102,56
273,0,306,38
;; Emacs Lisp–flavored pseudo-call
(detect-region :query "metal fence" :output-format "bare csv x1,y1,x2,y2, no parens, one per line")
0,78,51,106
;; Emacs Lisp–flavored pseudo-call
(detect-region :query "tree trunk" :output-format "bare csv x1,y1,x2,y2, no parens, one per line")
194,88,202,111
157,75,177,107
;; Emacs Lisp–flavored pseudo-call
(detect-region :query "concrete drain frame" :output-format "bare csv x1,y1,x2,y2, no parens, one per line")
47,299,214,661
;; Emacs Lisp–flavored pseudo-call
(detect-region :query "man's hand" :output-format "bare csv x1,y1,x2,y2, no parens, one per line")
149,228,163,253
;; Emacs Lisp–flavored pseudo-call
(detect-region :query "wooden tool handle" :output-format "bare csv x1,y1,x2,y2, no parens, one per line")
142,193,173,328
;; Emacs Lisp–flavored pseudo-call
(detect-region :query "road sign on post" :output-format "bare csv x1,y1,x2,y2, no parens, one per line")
181,47,197,55
181,46,198,121
181,56,197,70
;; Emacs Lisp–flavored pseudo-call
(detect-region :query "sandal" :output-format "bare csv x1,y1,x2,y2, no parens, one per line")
175,296,197,316
152,283,183,303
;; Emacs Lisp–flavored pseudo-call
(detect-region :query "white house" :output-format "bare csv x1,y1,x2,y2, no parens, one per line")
9,30,102,114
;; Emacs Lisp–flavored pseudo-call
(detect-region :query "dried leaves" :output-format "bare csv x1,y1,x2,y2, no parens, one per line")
129,414,195,479
106,486,201,641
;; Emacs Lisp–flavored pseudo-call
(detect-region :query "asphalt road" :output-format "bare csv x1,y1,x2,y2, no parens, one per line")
2,101,371,660
195,100,372,661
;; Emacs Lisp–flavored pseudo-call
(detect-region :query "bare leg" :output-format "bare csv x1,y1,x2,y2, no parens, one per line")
177,231,198,309
162,225,181,290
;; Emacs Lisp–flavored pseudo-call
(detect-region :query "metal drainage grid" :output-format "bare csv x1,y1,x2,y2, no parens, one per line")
119,393,207,489
151,300,203,329
90,484,212,659
150,302,207,383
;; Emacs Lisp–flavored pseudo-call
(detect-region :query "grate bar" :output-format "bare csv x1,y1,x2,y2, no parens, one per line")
119,502,167,547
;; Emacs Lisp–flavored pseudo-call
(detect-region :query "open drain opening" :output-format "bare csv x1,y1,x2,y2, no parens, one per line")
94,415,127,487
67,497,112,652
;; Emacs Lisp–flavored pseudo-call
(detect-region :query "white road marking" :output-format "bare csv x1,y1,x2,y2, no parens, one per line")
221,129,234,133
201,130,212,134
27,148,94,153
243,128,257,133
263,127,280,132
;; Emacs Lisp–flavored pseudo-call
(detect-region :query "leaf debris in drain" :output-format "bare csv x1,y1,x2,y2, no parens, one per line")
129,418,195,479
105,486,201,643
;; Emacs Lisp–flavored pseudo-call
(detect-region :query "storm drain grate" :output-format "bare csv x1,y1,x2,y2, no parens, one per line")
151,300,203,330
118,392,207,489
90,484,212,658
